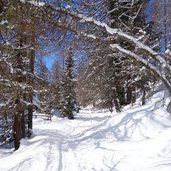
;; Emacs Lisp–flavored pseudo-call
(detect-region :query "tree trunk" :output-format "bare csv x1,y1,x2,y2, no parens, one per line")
142,88,146,105
131,82,136,105
13,114,21,150
113,88,121,112
27,14,36,137
13,99,23,150
27,104,33,138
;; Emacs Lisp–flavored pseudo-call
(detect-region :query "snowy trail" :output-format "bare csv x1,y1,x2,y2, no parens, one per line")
1,92,171,171
0,110,115,171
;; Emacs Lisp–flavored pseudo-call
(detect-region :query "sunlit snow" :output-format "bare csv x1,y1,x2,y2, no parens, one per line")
0,91,171,171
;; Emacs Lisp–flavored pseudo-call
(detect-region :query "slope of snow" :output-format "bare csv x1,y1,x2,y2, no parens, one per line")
0,91,171,171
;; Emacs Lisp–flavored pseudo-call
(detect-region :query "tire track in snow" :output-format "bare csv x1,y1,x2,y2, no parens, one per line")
45,142,62,171
57,141,63,171
1,109,114,171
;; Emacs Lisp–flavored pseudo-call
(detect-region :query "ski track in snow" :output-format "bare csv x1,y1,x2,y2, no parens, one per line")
0,92,171,171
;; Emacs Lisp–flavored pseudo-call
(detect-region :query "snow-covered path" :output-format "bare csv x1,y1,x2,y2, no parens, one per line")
1,92,171,171
0,110,116,171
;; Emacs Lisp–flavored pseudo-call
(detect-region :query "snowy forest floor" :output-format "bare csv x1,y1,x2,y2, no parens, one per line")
1,91,171,171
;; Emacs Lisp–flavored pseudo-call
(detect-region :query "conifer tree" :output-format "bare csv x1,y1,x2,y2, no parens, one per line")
59,48,77,119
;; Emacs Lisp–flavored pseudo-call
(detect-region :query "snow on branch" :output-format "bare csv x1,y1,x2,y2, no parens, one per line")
110,44,171,92
20,0,45,7
77,14,165,65
18,2,171,92
44,4,167,65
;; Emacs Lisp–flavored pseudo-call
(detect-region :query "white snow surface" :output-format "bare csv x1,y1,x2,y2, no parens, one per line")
1,91,171,171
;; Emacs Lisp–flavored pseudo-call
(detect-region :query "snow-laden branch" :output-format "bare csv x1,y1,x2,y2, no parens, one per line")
43,4,167,64
45,4,171,89
20,0,45,7
110,44,171,93
78,14,165,65
23,1,168,63
19,1,171,92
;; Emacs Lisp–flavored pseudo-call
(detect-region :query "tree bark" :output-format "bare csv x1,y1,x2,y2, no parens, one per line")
13,99,23,150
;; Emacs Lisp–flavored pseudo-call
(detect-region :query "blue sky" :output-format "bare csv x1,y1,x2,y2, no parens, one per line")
43,51,64,70
43,53,56,69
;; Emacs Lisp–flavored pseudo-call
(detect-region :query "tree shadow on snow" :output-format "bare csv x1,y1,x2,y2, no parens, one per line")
70,102,171,146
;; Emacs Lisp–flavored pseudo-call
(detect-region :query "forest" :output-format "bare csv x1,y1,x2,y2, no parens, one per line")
0,0,171,170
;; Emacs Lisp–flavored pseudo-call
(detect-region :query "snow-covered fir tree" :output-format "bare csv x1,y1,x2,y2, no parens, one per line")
59,48,78,119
